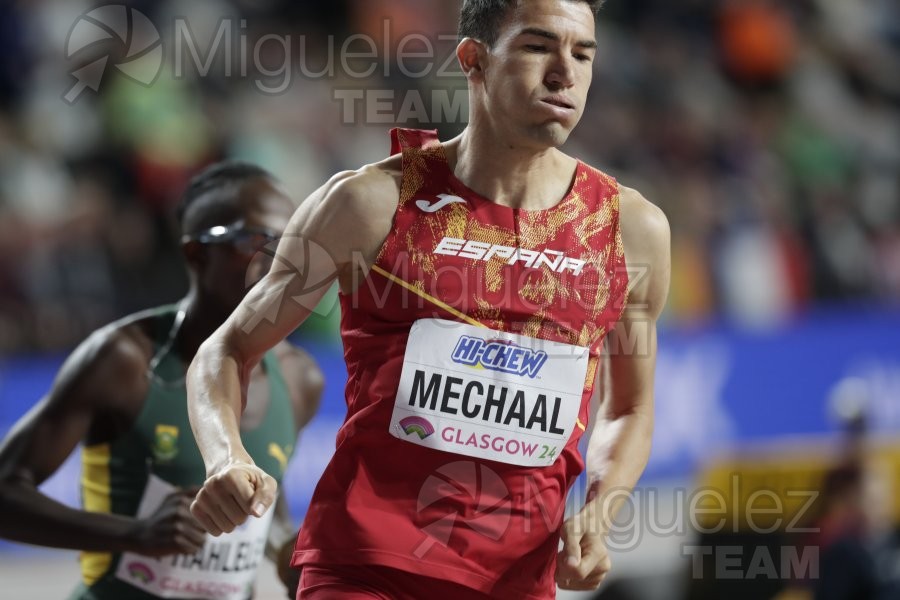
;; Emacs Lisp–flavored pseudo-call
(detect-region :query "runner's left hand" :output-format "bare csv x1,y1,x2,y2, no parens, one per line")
556,505,611,591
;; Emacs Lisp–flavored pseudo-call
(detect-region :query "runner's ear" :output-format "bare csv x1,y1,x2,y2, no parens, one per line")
457,38,486,80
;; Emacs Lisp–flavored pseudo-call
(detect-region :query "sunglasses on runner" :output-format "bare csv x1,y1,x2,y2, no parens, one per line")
183,222,280,256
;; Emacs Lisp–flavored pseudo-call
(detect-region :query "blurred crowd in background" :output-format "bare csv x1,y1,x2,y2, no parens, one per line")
0,0,898,353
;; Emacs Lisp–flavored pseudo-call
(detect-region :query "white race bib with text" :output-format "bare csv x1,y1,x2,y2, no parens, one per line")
390,319,589,467
115,475,273,600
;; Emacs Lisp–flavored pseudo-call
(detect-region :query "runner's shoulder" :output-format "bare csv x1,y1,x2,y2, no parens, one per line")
618,184,669,250
273,341,324,430
273,341,322,388
55,310,158,400
617,184,671,311
324,155,402,212
313,157,403,243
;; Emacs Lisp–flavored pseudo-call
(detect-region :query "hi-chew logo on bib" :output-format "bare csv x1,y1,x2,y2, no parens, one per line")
390,319,589,467
452,336,548,378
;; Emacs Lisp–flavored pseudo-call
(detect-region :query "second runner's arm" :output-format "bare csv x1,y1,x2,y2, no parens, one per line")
0,328,206,556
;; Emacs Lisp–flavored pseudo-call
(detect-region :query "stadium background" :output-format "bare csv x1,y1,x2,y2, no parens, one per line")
0,0,898,598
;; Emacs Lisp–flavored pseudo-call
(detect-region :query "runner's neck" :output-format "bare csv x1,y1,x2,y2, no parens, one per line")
173,291,232,361
446,127,578,211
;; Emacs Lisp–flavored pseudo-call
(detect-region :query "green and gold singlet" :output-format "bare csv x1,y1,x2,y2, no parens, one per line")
70,306,296,600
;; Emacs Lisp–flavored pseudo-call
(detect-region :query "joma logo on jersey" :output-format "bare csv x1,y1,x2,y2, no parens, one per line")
452,336,548,378
434,237,586,275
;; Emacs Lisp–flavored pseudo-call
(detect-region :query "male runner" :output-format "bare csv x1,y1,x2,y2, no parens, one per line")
187,1,670,598
0,162,323,600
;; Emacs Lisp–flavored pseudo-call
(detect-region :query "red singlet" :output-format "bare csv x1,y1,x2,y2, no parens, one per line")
293,129,629,599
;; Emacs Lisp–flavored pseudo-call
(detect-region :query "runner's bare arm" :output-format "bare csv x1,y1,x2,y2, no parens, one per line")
557,186,670,591
187,162,400,535
277,343,325,433
267,343,325,596
0,328,206,555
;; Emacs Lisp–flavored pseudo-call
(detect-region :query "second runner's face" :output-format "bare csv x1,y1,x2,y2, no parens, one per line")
480,0,597,147
203,179,295,312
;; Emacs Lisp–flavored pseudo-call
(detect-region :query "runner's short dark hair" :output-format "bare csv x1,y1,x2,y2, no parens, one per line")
459,0,604,47
177,161,275,236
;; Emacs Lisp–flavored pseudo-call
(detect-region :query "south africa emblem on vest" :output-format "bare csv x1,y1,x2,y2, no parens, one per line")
153,424,179,462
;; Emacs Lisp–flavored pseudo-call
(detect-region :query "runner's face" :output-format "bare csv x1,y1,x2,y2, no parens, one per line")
201,179,294,312
481,0,596,147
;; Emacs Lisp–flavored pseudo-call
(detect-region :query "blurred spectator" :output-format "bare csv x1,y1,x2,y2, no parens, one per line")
719,0,797,86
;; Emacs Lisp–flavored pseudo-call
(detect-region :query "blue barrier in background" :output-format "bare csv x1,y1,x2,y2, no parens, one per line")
1,307,899,549
648,308,900,479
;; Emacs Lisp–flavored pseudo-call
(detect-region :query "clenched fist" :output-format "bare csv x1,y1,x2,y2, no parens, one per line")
190,461,277,536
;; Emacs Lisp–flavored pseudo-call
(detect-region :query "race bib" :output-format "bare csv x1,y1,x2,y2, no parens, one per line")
390,319,589,467
115,475,274,600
